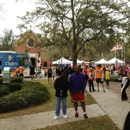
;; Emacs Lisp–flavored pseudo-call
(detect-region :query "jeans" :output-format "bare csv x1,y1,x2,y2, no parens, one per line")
55,97,67,116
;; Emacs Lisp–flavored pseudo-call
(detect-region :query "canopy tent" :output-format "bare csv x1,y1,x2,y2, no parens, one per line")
95,58,109,64
77,59,83,64
52,57,72,64
108,57,124,64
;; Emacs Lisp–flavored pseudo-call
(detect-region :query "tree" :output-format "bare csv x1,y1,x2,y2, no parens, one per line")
17,0,130,65
0,29,16,50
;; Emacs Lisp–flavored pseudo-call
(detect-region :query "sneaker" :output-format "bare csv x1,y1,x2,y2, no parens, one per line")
63,115,67,119
97,89,99,92
75,112,79,117
84,114,88,118
53,116,59,120
103,90,105,93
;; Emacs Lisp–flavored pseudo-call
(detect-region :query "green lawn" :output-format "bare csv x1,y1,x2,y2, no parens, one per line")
0,79,120,130
36,115,119,130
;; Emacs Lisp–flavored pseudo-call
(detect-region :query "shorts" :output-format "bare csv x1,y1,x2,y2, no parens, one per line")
96,78,103,83
71,93,85,103
19,73,24,77
48,75,52,78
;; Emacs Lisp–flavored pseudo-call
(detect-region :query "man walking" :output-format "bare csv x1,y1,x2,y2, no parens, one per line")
94,64,105,92
69,65,88,118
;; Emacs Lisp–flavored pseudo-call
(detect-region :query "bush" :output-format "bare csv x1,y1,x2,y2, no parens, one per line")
0,78,3,84
10,77,23,83
0,97,28,113
8,83,22,92
110,76,121,82
24,88,50,106
0,81,50,113
0,85,10,97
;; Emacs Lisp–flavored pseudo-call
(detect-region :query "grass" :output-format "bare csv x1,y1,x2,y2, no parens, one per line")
0,79,120,130
36,115,119,130
0,79,96,119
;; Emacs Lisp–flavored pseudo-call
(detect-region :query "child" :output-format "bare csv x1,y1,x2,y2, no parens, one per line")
88,68,96,92
105,68,110,89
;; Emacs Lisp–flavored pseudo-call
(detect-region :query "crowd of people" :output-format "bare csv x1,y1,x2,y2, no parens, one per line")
53,63,130,125
13,62,130,129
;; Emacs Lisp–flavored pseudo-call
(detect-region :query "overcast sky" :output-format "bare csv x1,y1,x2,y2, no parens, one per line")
0,0,36,36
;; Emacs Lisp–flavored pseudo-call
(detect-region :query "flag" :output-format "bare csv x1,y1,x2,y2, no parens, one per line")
111,42,123,51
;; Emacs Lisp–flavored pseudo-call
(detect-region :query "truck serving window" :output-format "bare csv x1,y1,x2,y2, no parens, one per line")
19,57,29,66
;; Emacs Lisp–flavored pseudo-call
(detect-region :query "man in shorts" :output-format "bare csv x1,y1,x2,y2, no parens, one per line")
69,65,88,118
94,64,105,92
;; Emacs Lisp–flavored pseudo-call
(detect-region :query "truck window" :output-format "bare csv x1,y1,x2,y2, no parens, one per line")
19,57,29,66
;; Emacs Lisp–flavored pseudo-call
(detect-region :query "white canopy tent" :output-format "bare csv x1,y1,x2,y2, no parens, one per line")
77,59,83,64
108,57,124,64
52,57,72,64
95,58,109,64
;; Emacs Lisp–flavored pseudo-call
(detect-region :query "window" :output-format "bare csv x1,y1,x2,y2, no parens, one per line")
26,39,35,48
19,57,29,66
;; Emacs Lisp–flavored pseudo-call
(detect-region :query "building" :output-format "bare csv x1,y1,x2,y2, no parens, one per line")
13,30,50,67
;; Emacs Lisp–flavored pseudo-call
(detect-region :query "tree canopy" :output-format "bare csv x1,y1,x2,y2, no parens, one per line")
17,0,130,65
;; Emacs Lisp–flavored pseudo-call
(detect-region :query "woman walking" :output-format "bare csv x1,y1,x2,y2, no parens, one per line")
119,66,130,101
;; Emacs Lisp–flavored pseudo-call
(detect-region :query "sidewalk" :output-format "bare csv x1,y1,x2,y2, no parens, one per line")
0,84,129,130
86,86,130,130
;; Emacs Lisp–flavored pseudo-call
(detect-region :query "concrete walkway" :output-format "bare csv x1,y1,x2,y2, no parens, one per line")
0,83,130,130
86,87,130,130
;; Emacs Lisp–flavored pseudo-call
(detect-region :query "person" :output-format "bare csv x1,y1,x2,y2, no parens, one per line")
88,68,96,92
84,65,89,80
119,66,130,101
105,68,111,89
36,67,41,78
13,67,17,77
15,66,19,77
123,111,130,130
56,66,60,78
18,65,24,78
30,65,35,80
69,65,88,118
94,64,105,92
53,70,69,119
47,66,52,84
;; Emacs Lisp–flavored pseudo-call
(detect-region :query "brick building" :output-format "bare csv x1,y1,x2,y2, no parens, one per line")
13,30,50,67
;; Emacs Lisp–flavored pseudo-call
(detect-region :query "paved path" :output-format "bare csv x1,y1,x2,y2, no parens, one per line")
0,81,130,130
86,86,130,130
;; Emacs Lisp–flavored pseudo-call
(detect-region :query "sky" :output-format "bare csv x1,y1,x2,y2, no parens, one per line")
0,0,36,36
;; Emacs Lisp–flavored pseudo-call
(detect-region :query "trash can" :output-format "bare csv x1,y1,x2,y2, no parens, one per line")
3,67,11,83
3,67,10,78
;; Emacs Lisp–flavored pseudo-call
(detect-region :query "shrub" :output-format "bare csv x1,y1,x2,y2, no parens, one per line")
110,76,121,82
0,78,3,84
10,77,23,83
8,83,22,92
0,97,28,113
24,88,50,106
0,81,50,113
0,85,10,97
